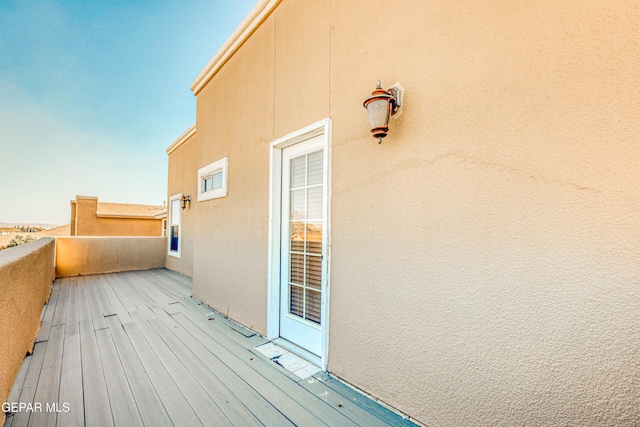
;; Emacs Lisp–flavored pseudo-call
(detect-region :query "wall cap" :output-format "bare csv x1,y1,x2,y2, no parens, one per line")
0,237,55,267
95,214,163,219
190,0,282,95
56,236,165,239
166,124,196,155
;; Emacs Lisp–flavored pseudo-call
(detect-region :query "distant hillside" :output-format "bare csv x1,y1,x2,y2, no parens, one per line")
0,222,62,230
0,224,70,251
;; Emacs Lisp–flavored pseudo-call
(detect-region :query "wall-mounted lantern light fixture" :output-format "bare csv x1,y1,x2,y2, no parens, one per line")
181,195,191,210
363,80,402,144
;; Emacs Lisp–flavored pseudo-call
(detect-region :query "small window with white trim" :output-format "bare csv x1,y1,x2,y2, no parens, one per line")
168,194,182,258
198,157,228,201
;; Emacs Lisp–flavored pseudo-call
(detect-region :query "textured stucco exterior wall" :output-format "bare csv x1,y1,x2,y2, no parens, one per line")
55,237,165,277
190,17,275,334
0,238,55,423
273,0,330,137
326,1,640,425
175,0,640,425
73,197,163,237
166,132,197,277
187,0,331,335
69,201,76,236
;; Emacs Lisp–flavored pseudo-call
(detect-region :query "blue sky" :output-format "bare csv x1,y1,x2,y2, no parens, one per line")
0,0,255,224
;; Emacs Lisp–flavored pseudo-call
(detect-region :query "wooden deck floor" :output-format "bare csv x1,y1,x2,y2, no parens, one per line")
4,269,415,427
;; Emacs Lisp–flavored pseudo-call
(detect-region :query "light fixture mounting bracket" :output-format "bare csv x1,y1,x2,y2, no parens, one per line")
388,86,401,115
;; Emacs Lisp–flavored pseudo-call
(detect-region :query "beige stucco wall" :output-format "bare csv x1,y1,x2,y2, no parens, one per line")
73,197,163,237
172,1,640,425
166,132,197,278
327,1,640,425
189,18,274,332
182,0,332,334
0,238,55,422
55,237,165,277
70,201,76,236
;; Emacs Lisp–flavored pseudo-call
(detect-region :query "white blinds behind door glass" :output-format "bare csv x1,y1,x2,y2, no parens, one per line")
288,150,323,324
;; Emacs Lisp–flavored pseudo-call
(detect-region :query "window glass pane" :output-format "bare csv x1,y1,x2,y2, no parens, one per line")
290,252,305,284
306,254,322,289
170,226,179,251
307,150,323,185
290,285,304,318
307,185,322,220
170,200,180,224
290,156,306,188
203,176,212,192
290,188,305,220
212,171,223,190
305,289,322,324
305,222,322,254
290,221,305,252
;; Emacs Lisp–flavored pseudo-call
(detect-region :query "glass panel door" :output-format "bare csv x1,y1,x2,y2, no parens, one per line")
280,135,325,356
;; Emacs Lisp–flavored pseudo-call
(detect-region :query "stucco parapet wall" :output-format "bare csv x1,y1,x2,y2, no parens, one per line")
0,238,55,422
166,124,196,155
190,0,282,95
55,237,166,277
95,214,162,219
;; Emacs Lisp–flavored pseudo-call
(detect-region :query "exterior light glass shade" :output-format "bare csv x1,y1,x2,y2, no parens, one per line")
366,98,392,132
180,195,191,209
363,81,400,143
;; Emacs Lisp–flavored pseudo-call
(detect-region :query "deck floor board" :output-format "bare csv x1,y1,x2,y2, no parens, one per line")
82,275,109,330
56,326,83,427
50,279,68,328
28,325,64,427
103,315,175,427
171,312,337,427
125,311,228,426
6,341,46,427
4,269,411,427
94,327,144,427
150,308,295,426
75,277,92,323
35,284,60,343
96,275,132,324
78,320,113,427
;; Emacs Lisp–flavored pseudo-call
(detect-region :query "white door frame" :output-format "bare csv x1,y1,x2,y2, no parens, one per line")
267,117,331,370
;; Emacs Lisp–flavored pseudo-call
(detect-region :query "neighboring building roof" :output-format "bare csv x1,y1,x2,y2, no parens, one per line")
0,227,20,233
96,202,166,219
36,224,70,237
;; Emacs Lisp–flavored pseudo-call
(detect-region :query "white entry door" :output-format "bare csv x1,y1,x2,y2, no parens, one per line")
279,134,326,356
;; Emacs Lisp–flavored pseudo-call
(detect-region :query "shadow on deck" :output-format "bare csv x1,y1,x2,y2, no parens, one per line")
4,269,416,427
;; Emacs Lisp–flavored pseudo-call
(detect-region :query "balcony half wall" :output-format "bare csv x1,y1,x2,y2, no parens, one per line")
1,236,166,423
0,237,55,419
55,237,166,277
